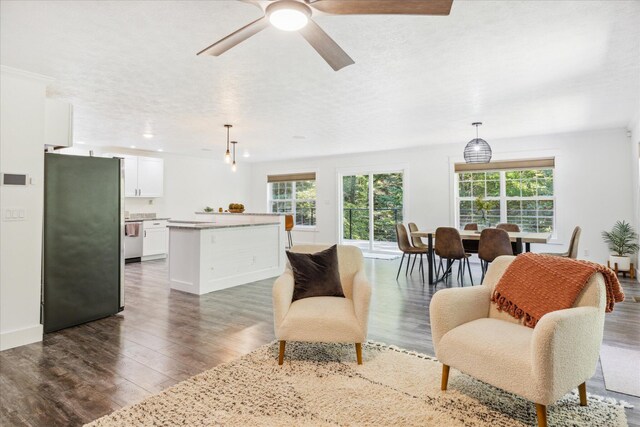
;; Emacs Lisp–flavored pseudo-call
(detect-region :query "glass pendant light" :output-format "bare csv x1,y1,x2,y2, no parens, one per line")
224,124,232,164
231,141,238,172
464,122,492,163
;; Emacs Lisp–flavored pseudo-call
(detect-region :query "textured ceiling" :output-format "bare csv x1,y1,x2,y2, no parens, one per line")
1,0,639,161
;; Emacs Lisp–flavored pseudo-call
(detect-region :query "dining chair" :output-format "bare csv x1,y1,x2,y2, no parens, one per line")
408,222,428,274
478,228,513,282
541,226,581,259
496,223,521,232
285,215,294,248
434,227,473,285
395,224,428,281
496,223,521,253
462,223,479,254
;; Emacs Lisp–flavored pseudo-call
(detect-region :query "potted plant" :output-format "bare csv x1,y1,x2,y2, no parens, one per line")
475,196,493,228
203,206,214,213
602,220,639,271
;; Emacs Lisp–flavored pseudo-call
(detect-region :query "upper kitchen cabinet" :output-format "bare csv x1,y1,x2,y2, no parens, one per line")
123,155,164,198
44,99,73,148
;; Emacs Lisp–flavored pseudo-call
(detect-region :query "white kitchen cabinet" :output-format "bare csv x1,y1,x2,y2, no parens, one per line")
142,220,168,259
137,157,163,197
123,155,164,198
123,155,139,197
44,99,73,148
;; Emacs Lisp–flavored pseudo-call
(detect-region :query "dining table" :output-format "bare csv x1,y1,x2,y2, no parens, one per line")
410,229,552,284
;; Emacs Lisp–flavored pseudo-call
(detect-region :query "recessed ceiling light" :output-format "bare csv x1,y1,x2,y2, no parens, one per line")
242,150,250,158
76,141,85,145
130,145,136,149
157,148,163,152
201,148,213,152
143,133,154,139
292,135,306,140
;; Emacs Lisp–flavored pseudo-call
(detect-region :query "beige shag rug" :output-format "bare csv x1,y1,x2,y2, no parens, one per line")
87,342,630,426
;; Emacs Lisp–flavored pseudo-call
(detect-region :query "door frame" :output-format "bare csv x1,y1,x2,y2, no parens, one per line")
336,163,409,253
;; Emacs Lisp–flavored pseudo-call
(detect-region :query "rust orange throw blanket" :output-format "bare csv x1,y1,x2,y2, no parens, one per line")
491,253,624,328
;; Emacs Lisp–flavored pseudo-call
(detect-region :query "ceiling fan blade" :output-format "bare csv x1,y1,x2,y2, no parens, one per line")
197,16,269,56
298,19,354,71
309,0,453,16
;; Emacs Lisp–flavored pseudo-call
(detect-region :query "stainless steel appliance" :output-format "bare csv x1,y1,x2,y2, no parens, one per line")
43,153,124,333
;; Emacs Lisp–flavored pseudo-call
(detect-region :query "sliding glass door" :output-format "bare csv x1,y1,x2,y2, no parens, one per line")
340,171,404,253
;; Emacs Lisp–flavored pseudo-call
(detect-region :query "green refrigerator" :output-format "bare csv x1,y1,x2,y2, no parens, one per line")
43,153,124,333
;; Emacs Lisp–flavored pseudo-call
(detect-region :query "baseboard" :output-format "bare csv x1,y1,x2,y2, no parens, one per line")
0,324,43,351
141,254,167,261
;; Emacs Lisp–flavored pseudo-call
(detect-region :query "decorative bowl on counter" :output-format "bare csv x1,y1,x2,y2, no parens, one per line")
228,203,245,213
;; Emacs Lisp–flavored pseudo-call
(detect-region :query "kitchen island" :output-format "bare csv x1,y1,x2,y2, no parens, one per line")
167,218,286,295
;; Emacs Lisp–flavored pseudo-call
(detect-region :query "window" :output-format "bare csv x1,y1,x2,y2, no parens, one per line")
455,159,555,233
267,173,316,227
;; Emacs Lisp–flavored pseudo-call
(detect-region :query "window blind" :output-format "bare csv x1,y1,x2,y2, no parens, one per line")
267,172,316,183
454,158,555,173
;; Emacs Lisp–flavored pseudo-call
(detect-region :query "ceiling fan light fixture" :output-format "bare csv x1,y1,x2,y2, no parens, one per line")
267,1,310,31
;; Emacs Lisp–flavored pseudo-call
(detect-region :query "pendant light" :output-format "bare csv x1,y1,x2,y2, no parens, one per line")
464,122,492,164
223,124,232,164
231,141,238,172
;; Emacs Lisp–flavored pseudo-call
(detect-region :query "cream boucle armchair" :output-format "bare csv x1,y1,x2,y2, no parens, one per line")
273,244,372,365
430,256,606,427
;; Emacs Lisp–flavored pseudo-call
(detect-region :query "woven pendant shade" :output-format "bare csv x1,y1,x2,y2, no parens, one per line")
464,122,492,163
464,138,492,163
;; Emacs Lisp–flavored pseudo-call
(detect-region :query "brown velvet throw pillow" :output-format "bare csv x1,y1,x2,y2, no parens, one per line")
286,245,344,302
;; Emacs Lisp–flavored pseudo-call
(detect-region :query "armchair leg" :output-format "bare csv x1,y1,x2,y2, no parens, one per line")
536,404,547,427
579,382,587,406
355,343,363,365
441,364,450,391
278,341,286,365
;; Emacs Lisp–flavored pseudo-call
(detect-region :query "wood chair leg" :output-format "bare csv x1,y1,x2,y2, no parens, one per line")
441,364,450,391
579,382,587,406
278,340,286,365
355,343,363,365
536,404,547,427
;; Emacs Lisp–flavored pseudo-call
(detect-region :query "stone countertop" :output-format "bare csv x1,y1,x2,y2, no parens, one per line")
167,220,281,230
195,212,286,216
125,217,171,222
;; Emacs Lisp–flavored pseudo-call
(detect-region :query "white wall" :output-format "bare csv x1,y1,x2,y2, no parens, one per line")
249,128,634,264
630,116,640,276
0,67,51,350
60,146,252,221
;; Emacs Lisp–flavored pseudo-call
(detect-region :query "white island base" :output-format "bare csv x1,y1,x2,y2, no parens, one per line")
168,221,285,295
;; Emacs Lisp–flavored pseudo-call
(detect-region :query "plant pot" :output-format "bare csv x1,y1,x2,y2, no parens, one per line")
609,255,631,271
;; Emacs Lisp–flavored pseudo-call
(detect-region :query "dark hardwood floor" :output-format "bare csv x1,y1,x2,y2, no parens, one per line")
1,256,638,426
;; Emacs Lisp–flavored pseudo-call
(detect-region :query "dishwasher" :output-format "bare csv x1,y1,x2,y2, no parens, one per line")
124,221,143,263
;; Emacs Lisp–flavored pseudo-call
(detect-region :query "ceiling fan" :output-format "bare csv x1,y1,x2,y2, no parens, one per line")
197,0,454,71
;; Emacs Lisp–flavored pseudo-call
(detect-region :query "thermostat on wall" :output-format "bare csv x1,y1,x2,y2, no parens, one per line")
1,173,29,186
